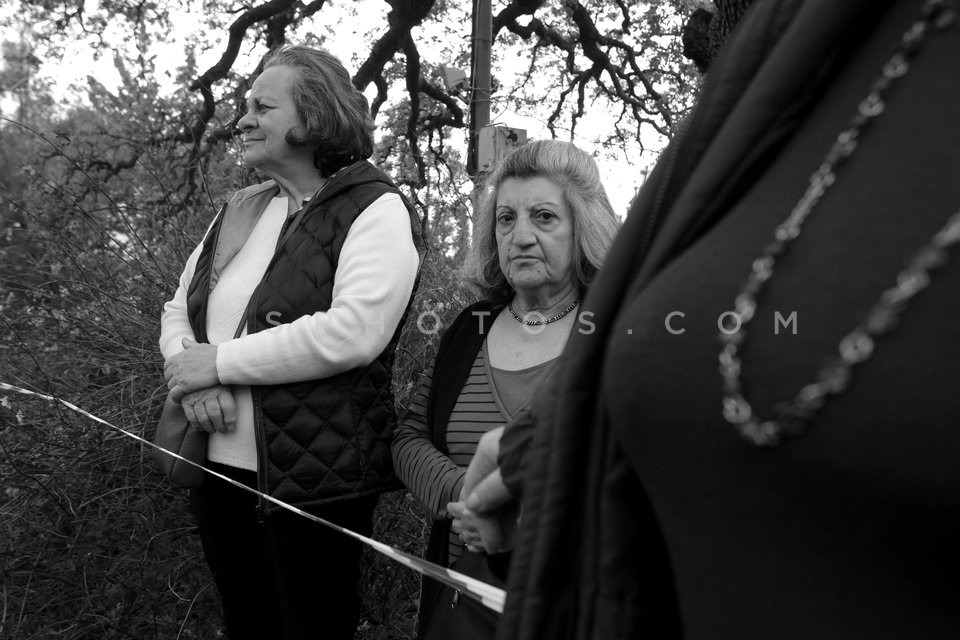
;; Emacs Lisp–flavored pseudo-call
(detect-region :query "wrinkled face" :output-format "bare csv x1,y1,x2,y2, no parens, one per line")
236,65,315,177
495,176,576,295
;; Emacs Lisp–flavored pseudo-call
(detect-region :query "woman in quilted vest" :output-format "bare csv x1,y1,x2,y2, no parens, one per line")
391,140,619,640
160,46,423,640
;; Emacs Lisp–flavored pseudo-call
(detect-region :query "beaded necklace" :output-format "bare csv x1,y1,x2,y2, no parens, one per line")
508,298,580,326
718,0,960,447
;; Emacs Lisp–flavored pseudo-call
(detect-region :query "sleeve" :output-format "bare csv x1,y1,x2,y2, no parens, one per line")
159,243,204,361
215,192,420,385
391,362,466,520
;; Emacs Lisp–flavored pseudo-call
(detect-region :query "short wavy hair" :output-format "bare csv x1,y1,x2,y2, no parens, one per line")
262,46,374,177
461,139,621,303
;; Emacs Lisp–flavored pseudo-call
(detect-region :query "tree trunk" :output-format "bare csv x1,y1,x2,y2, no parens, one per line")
682,0,756,73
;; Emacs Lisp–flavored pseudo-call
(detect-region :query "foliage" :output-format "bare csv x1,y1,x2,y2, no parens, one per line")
0,111,220,638
0,97,472,638
5,1,707,202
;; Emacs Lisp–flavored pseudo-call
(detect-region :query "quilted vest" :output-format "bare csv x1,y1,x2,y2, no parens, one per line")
185,161,424,510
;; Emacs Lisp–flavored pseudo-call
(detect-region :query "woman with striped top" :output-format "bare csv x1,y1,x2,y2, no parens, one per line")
392,139,619,639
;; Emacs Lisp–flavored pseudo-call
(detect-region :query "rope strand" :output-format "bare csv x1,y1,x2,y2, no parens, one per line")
0,381,506,613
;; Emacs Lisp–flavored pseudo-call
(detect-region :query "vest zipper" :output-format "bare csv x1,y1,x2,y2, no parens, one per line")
252,382,270,520
245,204,289,519
196,204,228,342
243,197,314,518
244,266,271,519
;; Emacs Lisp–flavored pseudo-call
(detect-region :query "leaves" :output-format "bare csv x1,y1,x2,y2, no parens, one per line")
0,108,472,639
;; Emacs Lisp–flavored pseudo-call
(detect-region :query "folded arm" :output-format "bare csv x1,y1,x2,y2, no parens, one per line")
164,194,419,400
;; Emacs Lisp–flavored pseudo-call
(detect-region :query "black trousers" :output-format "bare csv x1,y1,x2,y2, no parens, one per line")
190,462,378,640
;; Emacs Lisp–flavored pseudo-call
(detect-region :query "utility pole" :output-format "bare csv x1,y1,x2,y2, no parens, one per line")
467,0,492,182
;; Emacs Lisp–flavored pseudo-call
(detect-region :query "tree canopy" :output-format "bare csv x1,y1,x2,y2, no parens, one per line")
2,0,760,248
3,0,713,207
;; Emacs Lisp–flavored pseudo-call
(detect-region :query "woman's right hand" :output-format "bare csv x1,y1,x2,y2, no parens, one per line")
446,427,521,553
448,480,520,554
181,385,237,434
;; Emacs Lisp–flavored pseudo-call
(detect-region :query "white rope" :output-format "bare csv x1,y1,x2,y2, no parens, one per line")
0,381,507,613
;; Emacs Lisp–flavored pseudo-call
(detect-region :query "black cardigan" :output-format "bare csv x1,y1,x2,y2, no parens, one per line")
417,300,503,638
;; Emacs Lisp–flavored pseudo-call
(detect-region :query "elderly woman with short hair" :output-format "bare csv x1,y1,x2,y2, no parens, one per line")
392,139,619,639
160,46,423,640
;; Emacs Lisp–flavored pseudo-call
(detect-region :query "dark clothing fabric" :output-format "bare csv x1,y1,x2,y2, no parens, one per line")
499,1,960,639
185,161,424,512
190,463,377,640
498,409,534,501
418,300,503,638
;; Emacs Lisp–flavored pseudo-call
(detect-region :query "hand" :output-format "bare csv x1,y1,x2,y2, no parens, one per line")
164,338,220,403
446,426,521,554
448,470,521,554
462,427,515,514
461,427,504,495
181,385,237,434
465,468,513,514
447,501,485,552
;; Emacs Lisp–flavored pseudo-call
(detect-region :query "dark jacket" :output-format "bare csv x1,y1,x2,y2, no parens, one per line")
186,161,424,511
497,0,935,639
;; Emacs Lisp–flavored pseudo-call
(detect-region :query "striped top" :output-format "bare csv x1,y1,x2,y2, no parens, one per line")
393,340,555,562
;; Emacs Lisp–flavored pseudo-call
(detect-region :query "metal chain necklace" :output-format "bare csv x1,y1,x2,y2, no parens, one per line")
508,298,580,326
719,0,960,447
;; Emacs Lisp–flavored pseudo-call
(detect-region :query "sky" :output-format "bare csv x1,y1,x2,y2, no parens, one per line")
1,0,666,218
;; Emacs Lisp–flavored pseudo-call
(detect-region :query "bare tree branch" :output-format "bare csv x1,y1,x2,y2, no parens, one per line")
499,14,574,54
419,80,466,129
613,0,632,33
181,0,319,147
370,73,390,118
401,36,426,188
492,0,546,36
354,0,436,89
190,0,295,93
499,0,676,143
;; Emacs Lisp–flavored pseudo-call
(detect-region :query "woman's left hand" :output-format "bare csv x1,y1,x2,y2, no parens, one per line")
164,338,220,403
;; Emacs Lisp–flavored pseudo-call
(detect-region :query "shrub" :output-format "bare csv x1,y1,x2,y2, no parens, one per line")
0,119,473,639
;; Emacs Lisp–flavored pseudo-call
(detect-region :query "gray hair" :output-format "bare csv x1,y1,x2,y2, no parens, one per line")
263,46,374,177
461,139,621,303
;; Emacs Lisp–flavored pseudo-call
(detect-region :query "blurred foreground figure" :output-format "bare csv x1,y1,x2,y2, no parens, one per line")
468,1,960,638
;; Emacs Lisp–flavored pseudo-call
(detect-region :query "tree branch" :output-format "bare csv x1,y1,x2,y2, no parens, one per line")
502,0,676,142
492,0,546,37
419,79,465,128
181,0,298,145
354,0,436,89
190,0,295,93
370,73,390,119
401,36,426,188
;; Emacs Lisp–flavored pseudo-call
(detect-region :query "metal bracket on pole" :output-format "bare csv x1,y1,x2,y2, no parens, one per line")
476,125,528,173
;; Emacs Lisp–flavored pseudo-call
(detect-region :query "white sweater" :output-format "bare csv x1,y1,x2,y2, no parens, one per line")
159,192,420,469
